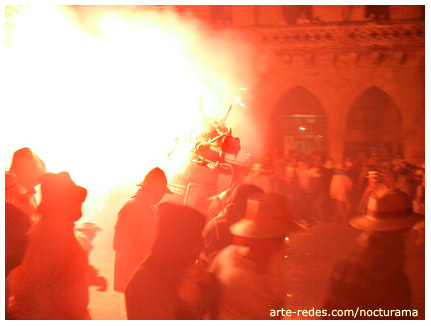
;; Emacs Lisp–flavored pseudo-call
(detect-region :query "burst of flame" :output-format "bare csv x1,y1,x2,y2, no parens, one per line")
4,5,244,198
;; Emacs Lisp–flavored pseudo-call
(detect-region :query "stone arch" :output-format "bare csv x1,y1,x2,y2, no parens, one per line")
271,86,327,157
344,86,402,159
339,77,403,131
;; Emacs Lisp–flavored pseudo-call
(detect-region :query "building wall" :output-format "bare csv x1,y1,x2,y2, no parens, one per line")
192,5,425,26
254,50,425,163
181,5,425,163
197,5,424,164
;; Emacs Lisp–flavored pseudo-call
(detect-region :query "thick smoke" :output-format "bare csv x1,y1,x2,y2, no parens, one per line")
4,5,269,222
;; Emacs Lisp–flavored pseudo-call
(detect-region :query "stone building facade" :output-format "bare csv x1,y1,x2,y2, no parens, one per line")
188,5,425,164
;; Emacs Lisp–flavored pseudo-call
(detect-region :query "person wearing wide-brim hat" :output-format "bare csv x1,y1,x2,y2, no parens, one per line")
208,192,306,319
113,167,172,293
357,170,384,214
10,172,90,320
350,188,421,232
323,189,422,320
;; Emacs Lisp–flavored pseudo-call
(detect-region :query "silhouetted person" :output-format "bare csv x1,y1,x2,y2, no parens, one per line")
10,172,90,319
209,192,304,319
202,184,263,265
5,172,33,276
329,163,353,222
113,167,173,293
125,202,218,319
357,170,383,214
5,203,32,319
323,189,420,320
7,147,46,222
5,204,31,278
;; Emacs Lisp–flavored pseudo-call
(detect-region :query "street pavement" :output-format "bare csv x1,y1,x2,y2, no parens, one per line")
87,222,425,320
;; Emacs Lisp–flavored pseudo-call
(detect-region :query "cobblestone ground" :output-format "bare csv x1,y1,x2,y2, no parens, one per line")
87,222,425,320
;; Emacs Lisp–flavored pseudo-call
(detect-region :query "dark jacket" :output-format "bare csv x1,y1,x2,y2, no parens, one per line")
323,234,411,320
113,192,155,292
124,203,218,320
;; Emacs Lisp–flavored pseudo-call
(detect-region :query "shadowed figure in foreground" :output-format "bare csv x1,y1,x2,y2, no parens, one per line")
10,172,90,319
209,192,305,319
113,167,172,293
201,184,263,265
6,147,46,223
323,189,423,320
125,202,218,319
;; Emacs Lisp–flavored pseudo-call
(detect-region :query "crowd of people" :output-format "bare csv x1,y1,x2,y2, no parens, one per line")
4,146,425,320
242,150,425,228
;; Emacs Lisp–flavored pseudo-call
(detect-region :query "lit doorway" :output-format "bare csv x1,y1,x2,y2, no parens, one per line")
272,86,326,157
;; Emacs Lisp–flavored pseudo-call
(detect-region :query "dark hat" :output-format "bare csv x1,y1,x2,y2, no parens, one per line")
350,189,420,232
9,147,45,172
230,192,305,239
156,202,206,240
152,202,206,261
136,167,173,194
38,172,87,215
9,147,46,187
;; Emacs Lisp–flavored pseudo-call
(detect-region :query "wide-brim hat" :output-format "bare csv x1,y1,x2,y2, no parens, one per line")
366,170,381,179
38,172,87,215
230,192,306,239
350,189,420,232
136,167,173,194
9,147,46,182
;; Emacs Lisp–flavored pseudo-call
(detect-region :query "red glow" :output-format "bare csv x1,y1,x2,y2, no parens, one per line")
4,5,263,215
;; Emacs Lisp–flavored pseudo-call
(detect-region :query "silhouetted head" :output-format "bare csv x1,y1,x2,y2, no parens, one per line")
136,167,172,205
150,202,206,270
9,147,46,190
230,192,305,240
38,172,87,222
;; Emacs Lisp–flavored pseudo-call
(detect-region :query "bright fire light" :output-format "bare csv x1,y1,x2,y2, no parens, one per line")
4,5,261,217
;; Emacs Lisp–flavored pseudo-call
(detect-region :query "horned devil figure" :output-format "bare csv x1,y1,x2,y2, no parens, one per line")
193,97,241,172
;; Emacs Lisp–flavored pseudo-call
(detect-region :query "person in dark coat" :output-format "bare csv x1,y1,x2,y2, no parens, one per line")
113,167,172,293
5,204,31,278
125,202,218,320
201,184,263,265
7,147,46,222
10,172,90,320
323,189,421,320
208,192,305,319
5,203,32,319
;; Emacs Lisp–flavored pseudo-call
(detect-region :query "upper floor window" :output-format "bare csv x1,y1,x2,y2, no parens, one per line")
365,5,390,21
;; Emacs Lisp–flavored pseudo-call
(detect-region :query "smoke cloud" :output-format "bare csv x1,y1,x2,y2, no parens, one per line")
4,5,270,218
